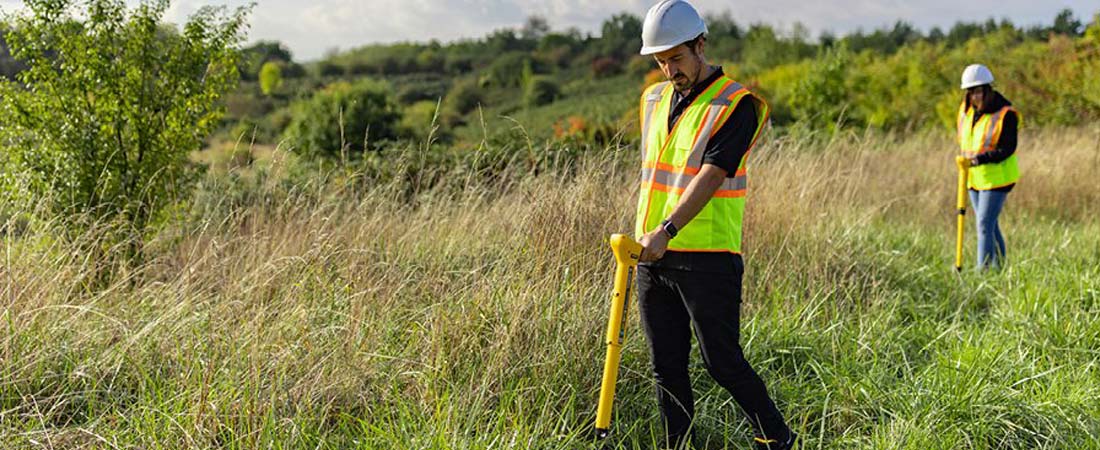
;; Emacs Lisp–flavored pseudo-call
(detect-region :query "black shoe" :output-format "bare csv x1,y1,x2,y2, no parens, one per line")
754,431,797,450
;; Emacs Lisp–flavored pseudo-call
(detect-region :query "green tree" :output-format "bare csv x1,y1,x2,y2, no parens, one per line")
520,15,550,41
0,25,27,79
598,13,642,59
1088,14,1100,43
283,79,401,160
483,51,533,88
0,0,248,254
239,39,292,81
442,77,484,120
1052,8,1083,36
259,60,282,95
788,45,853,131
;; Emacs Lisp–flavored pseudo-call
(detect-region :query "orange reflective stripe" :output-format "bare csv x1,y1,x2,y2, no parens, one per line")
713,189,746,198
981,110,1001,151
747,97,769,154
642,180,745,198
987,107,1011,150
642,161,701,175
665,247,740,254
642,147,748,177
970,107,1012,155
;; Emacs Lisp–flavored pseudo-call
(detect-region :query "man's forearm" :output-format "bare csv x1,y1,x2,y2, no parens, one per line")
664,163,728,231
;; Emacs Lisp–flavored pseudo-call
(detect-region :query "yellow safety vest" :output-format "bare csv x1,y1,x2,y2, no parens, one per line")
956,102,1021,190
634,75,768,254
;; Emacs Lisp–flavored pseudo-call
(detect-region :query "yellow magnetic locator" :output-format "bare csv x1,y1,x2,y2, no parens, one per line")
955,156,970,272
595,233,644,439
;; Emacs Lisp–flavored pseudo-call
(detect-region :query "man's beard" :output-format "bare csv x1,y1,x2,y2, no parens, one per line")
673,74,691,89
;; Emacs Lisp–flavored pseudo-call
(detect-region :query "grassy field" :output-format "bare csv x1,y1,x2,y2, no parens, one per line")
3,125,1100,449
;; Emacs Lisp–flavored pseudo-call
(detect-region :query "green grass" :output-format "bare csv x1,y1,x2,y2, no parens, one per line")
3,127,1100,449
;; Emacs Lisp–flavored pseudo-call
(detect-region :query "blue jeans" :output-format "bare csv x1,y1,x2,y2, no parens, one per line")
968,189,1008,270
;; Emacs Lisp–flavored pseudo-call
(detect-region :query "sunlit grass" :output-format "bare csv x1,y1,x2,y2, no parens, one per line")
3,126,1099,449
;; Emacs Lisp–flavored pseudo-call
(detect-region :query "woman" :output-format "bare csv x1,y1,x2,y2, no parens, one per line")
957,64,1020,270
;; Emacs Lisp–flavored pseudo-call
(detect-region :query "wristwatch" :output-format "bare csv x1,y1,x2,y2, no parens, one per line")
659,219,678,238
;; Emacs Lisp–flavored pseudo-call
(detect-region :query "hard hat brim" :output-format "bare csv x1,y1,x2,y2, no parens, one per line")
639,42,681,55
960,81,992,90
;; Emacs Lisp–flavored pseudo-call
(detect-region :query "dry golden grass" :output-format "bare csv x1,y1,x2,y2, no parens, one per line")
3,126,1099,448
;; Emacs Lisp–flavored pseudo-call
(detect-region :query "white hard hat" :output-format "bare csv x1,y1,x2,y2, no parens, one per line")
640,0,708,55
960,64,994,90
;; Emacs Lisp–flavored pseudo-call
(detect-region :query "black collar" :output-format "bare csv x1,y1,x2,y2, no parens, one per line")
673,66,724,104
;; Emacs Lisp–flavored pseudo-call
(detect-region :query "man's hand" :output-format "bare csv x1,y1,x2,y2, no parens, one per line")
639,228,670,262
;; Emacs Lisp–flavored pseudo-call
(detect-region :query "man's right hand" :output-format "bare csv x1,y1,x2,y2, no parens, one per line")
638,228,670,262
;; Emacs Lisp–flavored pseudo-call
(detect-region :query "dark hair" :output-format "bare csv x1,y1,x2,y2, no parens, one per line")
683,34,706,55
964,84,992,112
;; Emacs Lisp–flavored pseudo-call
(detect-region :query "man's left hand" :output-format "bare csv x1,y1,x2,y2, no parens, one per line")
639,228,670,262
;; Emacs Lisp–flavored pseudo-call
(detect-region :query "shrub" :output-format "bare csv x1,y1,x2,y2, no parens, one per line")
400,100,442,138
591,56,621,78
0,0,248,253
484,52,531,88
788,46,854,131
524,76,561,107
444,77,484,116
259,61,283,96
283,79,401,160
627,55,653,77
317,61,343,77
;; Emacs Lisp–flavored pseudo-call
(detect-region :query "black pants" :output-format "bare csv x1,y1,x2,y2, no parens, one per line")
637,261,789,446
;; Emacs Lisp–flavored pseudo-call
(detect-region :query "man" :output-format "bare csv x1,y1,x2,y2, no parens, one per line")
633,1,796,449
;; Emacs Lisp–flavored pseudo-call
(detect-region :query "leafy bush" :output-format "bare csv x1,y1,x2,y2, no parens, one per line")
524,76,561,107
484,52,532,88
283,79,401,160
0,0,248,249
444,77,484,116
627,55,653,77
591,56,621,78
400,100,442,139
788,46,854,131
259,61,282,95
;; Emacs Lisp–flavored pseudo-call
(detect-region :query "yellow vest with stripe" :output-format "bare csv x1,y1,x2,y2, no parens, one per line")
956,102,1021,190
634,75,769,254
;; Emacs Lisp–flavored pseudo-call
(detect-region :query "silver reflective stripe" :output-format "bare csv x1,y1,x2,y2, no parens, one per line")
686,82,746,166
640,82,668,162
641,167,747,194
713,82,744,105
686,104,726,163
723,175,747,191
640,167,689,190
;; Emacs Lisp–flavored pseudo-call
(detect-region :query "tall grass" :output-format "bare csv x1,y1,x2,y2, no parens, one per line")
3,126,1100,449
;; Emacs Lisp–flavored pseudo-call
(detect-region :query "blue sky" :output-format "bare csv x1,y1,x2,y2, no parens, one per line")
1,0,1096,61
